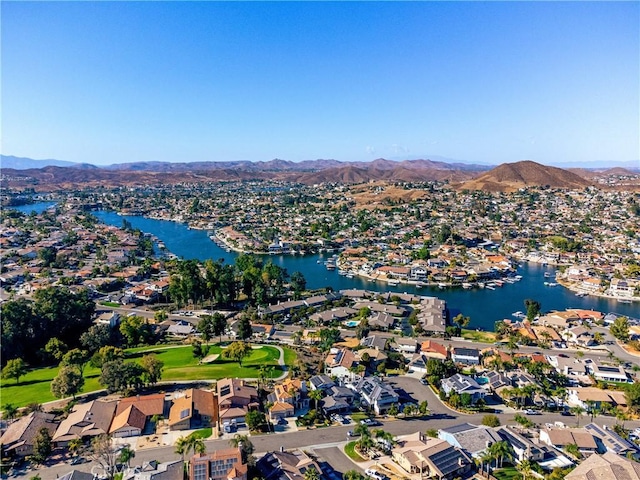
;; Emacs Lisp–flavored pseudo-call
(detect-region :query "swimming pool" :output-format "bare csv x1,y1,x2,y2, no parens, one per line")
343,320,361,328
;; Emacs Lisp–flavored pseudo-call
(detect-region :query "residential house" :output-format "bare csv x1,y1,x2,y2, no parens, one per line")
189,448,247,480
350,376,399,415
416,297,448,335
267,379,308,420
392,431,473,480
564,326,595,347
495,426,545,463
441,374,486,404
169,389,217,431
357,348,388,369
256,449,323,480
584,423,639,456
111,393,166,438
54,400,118,445
0,412,58,458
58,472,96,480
565,451,640,480
321,385,357,415
368,312,396,330
324,348,359,381
217,378,260,426
589,363,631,383
407,354,429,375
437,423,503,459
308,374,335,392
360,335,388,351
123,460,184,480
539,427,598,456
567,387,628,412
420,340,448,361
451,347,480,365
95,310,121,328
391,338,418,355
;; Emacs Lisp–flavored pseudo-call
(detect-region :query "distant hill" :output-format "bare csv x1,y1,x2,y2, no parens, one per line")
459,160,593,192
0,155,83,169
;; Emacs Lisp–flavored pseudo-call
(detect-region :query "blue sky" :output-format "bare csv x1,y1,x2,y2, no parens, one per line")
2,1,638,166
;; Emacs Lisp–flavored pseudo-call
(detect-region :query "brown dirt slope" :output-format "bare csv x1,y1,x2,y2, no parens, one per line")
459,160,593,192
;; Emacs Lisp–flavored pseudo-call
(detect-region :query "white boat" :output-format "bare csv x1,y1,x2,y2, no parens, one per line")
486,285,496,290
416,281,425,288
387,279,400,286
338,270,347,276
575,292,587,297
514,275,523,280
346,273,354,279
438,283,448,289
548,282,558,287
544,272,551,278
462,282,472,289
512,311,524,318
617,298,633,304
477,282,485,289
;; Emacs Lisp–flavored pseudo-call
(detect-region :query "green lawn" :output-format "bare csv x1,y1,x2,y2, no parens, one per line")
493,467,521,480
344,441,366,462
0,344,295,409
461,328,497,344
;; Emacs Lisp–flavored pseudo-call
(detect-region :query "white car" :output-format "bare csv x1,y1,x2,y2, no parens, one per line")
364,469,386,480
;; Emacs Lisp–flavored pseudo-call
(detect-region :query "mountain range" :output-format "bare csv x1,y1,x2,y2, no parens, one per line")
1,155,638,192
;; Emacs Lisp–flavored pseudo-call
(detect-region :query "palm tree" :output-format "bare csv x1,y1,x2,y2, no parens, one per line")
309,389,323,412
118,445,135,468
516,459,533,480
193,437,206,455
2,403,18,422
479,451,495,477
489,441,513,469
570,406,585,427
304,466,320,480
229,434,254,463
615,408,629,429
175,436,189,462
68,438,83,458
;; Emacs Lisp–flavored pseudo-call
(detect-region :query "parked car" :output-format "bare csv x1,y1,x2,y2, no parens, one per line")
364,469,388,480
347,430,360,437
524,409,540,415
70,457,85,465
420,378,428,385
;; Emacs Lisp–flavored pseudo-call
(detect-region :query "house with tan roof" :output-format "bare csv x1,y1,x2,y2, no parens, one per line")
110,393,166,438
539,427,598,455
256,449,323,480
567,387,628,411
53,400,118,445
324,347,359,381
565,451,640,480
217,378,259,426
0,412,58,458
392,431,472,479
169,389,217,431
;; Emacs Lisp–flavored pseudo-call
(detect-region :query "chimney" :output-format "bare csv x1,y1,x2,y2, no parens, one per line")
280,446,284,452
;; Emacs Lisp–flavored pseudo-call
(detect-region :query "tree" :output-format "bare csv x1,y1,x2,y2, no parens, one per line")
118,445,135,468
625,382,640,414
44,337,68,362
91,345,124,369
222,341,252,366
344,471,367,480
140,354,164,385
2,403,18,421
611,316,630,342
119,315,154,347
51,365,85,399
304,466,320,480
2,358,27,384
290,271,307,299
453,313,471,328
388,403,399,416
229,434,254,464
418,400,430,416
245,410,266,432
236,315,253,341
570,405,585,427
80,324,113,353
68,438,84,458
481,414,500,427
99,359,144,394
31,427,53,464
516,459,534,480
90,434,119,480
61,348,90,376
309,389,323,411
488,441,512,468
524,299,541,321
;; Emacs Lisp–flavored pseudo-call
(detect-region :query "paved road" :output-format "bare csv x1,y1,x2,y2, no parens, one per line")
18,397,640,480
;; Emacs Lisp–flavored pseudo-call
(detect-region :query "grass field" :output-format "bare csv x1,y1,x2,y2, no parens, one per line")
344,441,366,462
0,344,294,409
461,328,497,344
493,467,520,480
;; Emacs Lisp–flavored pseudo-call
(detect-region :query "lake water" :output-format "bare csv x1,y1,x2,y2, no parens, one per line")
9,201,57,215
90,210,638,330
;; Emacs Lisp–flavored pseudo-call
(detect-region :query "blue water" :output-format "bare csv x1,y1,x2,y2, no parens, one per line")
8,202,57,215
90,210,638,330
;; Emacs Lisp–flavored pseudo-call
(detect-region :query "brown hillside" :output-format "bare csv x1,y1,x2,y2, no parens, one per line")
459,160,593,192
